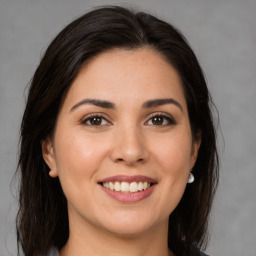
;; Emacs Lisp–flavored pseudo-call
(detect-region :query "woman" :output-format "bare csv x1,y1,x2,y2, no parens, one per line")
16,6,218,256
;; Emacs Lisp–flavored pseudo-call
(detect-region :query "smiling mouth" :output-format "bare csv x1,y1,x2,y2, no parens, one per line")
98,175,157,202
100,181,153,193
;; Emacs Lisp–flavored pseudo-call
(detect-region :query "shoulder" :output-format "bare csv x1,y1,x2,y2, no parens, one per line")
45,247,59,256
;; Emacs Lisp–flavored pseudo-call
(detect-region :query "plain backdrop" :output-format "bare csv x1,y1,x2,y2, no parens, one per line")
0,0,256,255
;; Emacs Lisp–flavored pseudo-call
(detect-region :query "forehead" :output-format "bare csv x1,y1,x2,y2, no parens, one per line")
62,47,186,109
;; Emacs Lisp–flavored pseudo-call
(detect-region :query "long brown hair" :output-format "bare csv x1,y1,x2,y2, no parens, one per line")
16,6,219,256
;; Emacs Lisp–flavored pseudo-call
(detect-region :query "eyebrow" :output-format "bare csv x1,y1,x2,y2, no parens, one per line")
70,99,115,112
70,98,183,112
142,98,183,112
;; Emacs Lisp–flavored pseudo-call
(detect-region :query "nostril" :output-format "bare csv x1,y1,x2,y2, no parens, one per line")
115,157,145,166
115,158,124,163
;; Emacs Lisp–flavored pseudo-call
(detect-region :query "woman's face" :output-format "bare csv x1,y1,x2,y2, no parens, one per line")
43,47,200,238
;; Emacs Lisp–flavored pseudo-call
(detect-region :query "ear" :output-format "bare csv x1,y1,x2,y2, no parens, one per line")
41,136,58,178
190,130,202,169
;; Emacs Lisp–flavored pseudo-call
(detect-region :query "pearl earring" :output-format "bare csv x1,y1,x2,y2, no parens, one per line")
187,171,194,184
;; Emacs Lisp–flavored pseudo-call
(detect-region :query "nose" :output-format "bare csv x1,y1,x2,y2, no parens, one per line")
110,125,149,166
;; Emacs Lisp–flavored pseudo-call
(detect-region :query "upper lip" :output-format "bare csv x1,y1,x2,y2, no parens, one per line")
98,175,157,184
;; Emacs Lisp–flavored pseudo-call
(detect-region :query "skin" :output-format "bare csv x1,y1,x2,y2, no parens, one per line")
42,47,201,256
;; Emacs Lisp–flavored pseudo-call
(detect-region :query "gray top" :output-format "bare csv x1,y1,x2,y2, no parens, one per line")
47,247,209,256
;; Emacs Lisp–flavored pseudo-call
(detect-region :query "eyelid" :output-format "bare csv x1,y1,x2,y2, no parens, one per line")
80,113,112,126
145,112,176,126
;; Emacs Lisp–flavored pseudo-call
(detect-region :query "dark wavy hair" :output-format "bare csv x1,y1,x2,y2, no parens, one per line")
16,5,219,256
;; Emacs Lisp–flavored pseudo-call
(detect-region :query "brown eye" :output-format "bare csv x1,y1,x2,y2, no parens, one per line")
89,116,102,125
152,116,164,125
146,114,176,126
81,115,109,126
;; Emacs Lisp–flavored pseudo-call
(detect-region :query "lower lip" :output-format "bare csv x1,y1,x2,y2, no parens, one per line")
100,184,156,203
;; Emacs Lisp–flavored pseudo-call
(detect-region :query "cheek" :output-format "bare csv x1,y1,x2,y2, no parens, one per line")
52,133,105,207
155,134,192,172
53,131,106,185
147,133,193,220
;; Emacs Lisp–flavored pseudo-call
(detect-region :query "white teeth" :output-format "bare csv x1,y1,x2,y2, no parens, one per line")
104,182,109,189
130,182,138,193
109,182,114,190
121,182,130,192
138,182,143,191
114,181,121,191
102,181,151,193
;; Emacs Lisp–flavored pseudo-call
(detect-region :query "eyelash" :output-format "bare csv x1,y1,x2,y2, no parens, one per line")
80,113,111,126
145,112,176,126
80,112,176,127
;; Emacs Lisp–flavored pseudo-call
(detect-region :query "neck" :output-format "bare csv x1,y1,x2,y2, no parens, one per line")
60,213,174,256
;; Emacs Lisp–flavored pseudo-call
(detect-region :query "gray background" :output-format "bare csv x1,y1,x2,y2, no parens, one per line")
0,0,255,255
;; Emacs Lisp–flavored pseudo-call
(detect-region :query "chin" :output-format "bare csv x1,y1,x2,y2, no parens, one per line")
104,223,153,237
99,212,164,237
